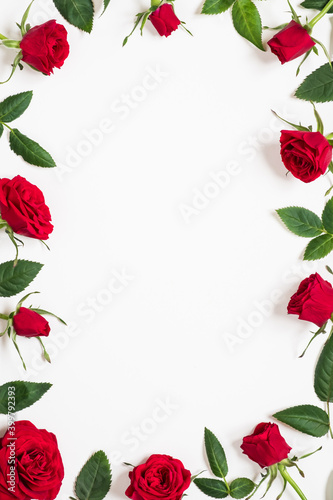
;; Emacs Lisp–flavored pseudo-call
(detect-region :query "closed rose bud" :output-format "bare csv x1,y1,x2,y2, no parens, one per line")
0,175,53,240
268,21,315,64
288,273,333,327
149,4,181,37
280,130,332,183
13,307,50,338
241,423,292,468
20,20,69,75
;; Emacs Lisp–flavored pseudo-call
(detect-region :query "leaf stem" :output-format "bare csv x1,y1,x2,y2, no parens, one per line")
308,0,333,29
0,34,7,40
0,313,9,320
277,465,308,500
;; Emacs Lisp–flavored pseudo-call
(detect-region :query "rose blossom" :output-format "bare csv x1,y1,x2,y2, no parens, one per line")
149,4,181,37
280,130,332,182
125,454,191,500
20,20,69,75
13,307,50,338
288,273,333,327
268,21,315,64
0,175,53,240
241,422,292,468
0,420,64,500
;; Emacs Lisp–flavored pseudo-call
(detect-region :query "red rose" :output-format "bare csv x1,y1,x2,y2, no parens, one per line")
0,175,53,240
288,273,333,327
125,454,191,500
13,307,50,338
267,21,315,64
149,4,181,37
0,420,64,500
20,20,69,75
241,423,292,469
280,130,332,183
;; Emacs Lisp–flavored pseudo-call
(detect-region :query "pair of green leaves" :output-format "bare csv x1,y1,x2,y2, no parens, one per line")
0,382,112,500
277,198,333,260
0,260,43,297
0,91,55,168
194,428,255,499
52,0,110,33
201,0,264,51
274,333,333,438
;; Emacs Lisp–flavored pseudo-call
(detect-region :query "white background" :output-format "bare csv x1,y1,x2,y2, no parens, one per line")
0,0,333,498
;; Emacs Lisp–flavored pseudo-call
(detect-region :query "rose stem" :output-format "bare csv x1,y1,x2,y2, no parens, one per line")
326,402,333,439
308,0,333,29
0,314,9,320
277,465,308,500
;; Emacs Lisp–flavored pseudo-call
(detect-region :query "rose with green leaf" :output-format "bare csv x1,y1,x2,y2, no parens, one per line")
0,292,66,369
0,1,69,83
123,0,191,46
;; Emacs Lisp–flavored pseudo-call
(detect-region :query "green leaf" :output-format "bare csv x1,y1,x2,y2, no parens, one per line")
194,479,229,498
0,381,52,414
273,405,330,437
231,0,264,51
304,234,333,260
276,207,323,238
322,197,333,234
75,451,112,500
229,478,255,499
53,0,94,32
315,334,333,402
204,428,228,479
0,123,3,138
295,63,333,103
301,0,333,13
202,0,235,14
9,129,56,168
0,91,33,122
101,0,111,15
0,260,43,297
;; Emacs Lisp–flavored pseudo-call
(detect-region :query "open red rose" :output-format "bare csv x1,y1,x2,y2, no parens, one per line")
125,454,191,500
267,21,315,64
149,4,181,37
241,422,291,469
0,420,64,500
0,175,53,240
13,307,50,338
280,130,332,182
20,20,69,75
288,273,333,327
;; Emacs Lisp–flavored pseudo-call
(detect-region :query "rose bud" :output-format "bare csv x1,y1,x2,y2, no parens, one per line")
288,273,333,327
0,175,53,240
267,21,315,64
0,420,64,500
241,422,292,469
149,3,181,37
13,307,50,338
280,130,332,183
20,20,69,75
125,454,191,500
